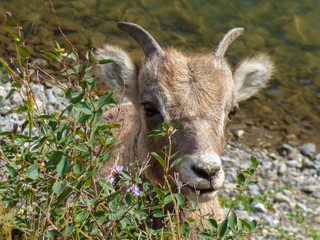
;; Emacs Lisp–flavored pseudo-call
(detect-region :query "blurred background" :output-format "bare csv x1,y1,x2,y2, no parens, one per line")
0,0,320,148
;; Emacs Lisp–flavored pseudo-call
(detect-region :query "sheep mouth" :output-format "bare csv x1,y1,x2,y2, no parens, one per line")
185,185,217,196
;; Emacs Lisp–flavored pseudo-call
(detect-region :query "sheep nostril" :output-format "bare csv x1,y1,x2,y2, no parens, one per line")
212,166,221,175
192,166,210,181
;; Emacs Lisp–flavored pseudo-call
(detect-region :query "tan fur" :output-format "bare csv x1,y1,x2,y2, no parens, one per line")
97,23,274,239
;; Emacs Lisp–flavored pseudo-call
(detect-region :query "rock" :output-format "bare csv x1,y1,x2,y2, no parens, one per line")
315,153,320,162
300,143,316,158
278,162,287,175
252,202,268,214
286,159,302,168
301,185,320,194
274,192,294,207
302,158,315,169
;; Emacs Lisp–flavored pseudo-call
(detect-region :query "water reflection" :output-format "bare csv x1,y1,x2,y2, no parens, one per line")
1,0,320,147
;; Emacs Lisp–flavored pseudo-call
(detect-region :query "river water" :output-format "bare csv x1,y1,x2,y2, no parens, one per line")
1,0,320,148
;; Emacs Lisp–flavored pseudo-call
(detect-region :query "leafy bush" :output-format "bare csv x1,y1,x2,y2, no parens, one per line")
0,11,260,239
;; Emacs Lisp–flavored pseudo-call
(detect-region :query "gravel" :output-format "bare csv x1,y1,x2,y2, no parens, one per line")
1,82,319,239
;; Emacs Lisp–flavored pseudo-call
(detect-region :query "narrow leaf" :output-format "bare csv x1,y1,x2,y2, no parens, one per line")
95,90,113,110
170,154,190,169
70,92,85,104
17,46,31,57
147,130,166,136
229,212,238,231
24,21,33,39
218,218,228,237
56,157,68,177
240,219,252,231
99,59,113,64
6,88,16,99
173,120,181,129
208,218,218,231
42,50,61,62
250,155,259,168
151,152,165,169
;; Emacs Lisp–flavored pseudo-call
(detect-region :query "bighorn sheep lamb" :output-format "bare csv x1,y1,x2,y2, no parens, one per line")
97,22,273,238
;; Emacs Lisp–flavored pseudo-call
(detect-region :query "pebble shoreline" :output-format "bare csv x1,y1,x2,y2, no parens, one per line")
1,82,319,239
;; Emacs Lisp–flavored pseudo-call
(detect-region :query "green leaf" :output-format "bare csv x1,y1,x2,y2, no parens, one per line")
99,59,113,64
106,191,121,203
17,46,31,57
5,165,17,177
120,170,131,181
153,187,165,200
240,219,251,231
24,21,33,39
53,188,73,205
4,26,20,39
6,12,20,27
53,180,67,194
218,218,228,237
229,212,238,231
74,102,92,115
162,122,170,131
86,77,96,90
42,50,61,62
57,157,68,177
25,164,39,180
6,88,16,99
47,230,60,237
237,173,246,183
125,193,132,205
74,64,82,73
192,201,198,209
164,195,173,205
55,41,62,51
173,120,181,129
147,130,166,136
70,92,85,104
12,82,22,88
250,219,257,231
95,90,113,110
153,211,165,218
170,154,190,169
186,217,195,223
73,162,83,176
68,50,78,62
37,114,56,121
250,155,259,168
175,193,185,206
46,151,63,169
208,218,218,231
197,233,213,239
62,68,76,76
75,209,89,223
151,152,165,169
0,131,13,136
75,144,89,154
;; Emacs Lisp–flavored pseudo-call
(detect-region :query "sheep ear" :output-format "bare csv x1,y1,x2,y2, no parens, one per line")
233,54,274,103
97,45,138,103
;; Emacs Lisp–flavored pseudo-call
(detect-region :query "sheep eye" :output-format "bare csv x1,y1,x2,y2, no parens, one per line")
142,102,158,117
228,106,239,120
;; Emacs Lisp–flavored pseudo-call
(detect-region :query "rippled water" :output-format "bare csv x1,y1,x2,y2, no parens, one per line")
1,0,320,147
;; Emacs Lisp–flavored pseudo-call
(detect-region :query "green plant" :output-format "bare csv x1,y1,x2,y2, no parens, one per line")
0,10,262,240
